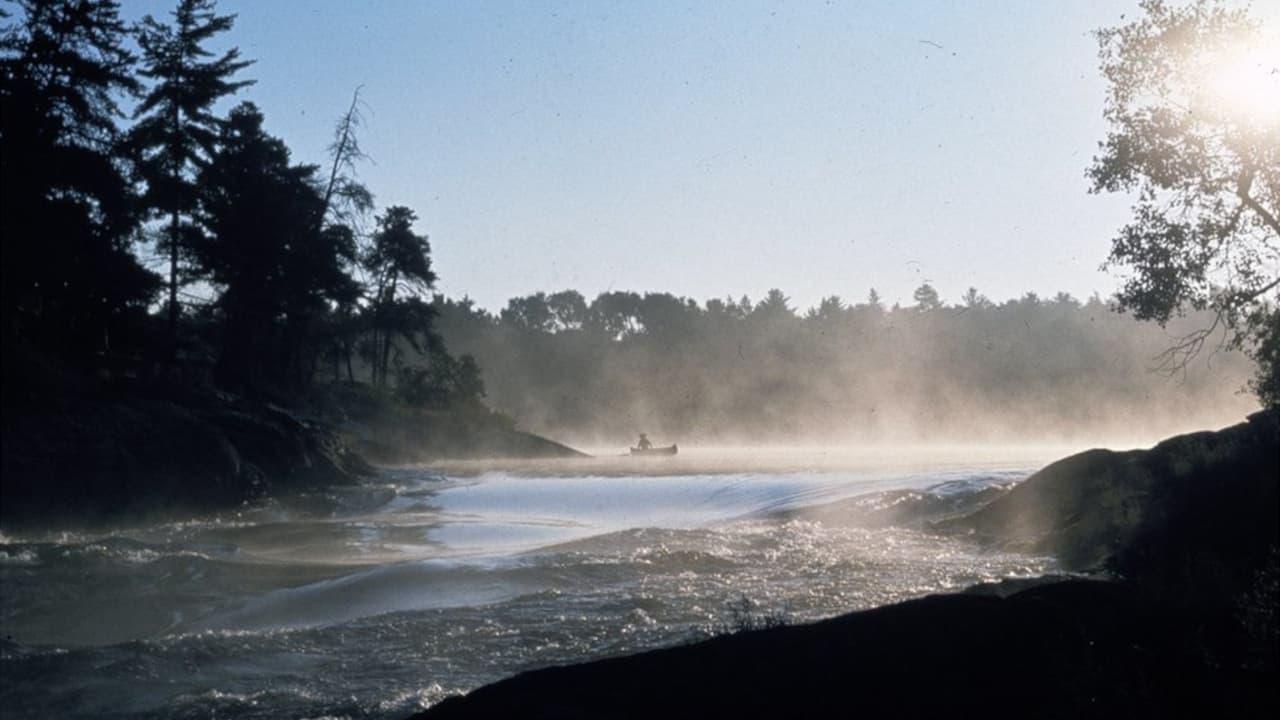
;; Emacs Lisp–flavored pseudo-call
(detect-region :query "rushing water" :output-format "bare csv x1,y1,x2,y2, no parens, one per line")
0,450,1061,719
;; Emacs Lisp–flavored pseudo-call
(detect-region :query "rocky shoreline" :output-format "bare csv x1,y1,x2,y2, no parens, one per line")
1,381,374,526
414,411,1279,719
0,363,585,528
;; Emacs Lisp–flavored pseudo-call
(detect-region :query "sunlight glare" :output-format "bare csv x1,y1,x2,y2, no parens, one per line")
1200,37,1280,129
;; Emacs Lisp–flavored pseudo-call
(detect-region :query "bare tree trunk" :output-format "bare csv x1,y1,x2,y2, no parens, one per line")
168,210,179,356
317,88,362,229
380,331,393,389
378,270,398,388
168,97,183,360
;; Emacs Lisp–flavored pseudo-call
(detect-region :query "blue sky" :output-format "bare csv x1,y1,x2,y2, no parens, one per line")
123,0,1265,312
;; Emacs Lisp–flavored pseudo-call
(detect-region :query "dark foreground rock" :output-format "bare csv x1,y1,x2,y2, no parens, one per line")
414,412,1279,719
417,580,1275,720
947,409,1278,606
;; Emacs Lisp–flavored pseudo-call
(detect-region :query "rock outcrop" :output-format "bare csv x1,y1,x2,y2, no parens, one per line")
947,409,1278,605
301,381,589,464
416,579,1276,720
1,382,372,526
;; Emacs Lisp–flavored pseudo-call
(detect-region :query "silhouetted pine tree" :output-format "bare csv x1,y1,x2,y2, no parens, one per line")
195,103,358,394
130,0,252,349
0,0,159,359
362,207,438,387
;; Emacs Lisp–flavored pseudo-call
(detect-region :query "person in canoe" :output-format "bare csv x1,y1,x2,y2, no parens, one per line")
631,436,677,455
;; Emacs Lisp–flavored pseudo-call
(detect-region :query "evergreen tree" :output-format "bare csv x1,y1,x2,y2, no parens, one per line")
130,0,252,348
961,287,991,309
195,103,358,393
865,289,884,311
912,283,942,311
753,289,794,321
362,206,438,387
808,295,846,323
0,0,158,358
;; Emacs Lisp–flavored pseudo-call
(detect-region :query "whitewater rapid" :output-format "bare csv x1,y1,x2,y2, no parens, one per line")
0,454,1058,718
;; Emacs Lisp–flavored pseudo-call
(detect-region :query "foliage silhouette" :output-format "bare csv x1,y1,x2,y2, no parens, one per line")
1090,0,1279,407
195,102,359,394
362,206,439,388
131,0,253,348
0,0,158,361
912,283,942,312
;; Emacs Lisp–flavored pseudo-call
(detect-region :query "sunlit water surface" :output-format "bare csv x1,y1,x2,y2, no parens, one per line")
0,449,1064,719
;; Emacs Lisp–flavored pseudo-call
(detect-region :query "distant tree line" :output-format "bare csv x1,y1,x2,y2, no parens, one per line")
430,286,1257,443
1,0,480,408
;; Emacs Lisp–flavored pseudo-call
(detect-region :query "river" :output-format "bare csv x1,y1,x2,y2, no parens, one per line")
0,448,1065,718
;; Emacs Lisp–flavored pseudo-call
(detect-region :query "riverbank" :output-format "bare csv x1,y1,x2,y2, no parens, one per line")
299,381,587,465
0,353,584,528
415,410,1279,719
0,378,372,527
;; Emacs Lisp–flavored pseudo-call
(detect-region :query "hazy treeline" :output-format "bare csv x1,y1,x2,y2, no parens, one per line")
430,287,1257,445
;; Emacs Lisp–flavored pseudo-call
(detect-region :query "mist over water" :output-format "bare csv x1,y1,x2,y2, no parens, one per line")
1,452,1058,718
433,444,1101,477
432,295,1260,449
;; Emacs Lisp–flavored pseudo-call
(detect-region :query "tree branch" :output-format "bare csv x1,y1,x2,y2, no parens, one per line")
1237,276,1280,304
1151,310,1225,377
1238,170,1280,238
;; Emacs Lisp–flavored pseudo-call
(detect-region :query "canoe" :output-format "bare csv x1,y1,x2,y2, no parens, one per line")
630,444,678,456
